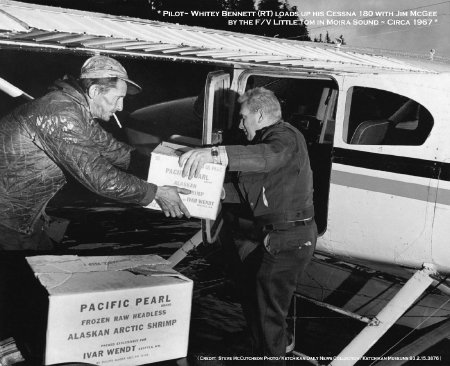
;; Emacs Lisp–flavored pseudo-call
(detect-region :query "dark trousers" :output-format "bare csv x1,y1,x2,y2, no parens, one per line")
0,219,54,251
221,217,317,359
0,217,58,340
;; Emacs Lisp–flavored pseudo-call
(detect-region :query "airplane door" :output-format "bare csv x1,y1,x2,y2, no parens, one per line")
321,74,437,268
201,71,231,243
202,71,231,146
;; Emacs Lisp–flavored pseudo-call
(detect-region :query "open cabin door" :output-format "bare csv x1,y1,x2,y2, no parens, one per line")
201,71,231,244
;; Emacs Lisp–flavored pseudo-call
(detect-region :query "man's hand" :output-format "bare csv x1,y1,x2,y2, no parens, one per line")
179,148,213,179
154,185,191,218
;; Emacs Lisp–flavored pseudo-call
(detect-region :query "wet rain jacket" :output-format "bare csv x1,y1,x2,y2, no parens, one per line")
0,78,156,235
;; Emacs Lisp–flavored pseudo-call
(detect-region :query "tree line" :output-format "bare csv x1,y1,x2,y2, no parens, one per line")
25,0,346,44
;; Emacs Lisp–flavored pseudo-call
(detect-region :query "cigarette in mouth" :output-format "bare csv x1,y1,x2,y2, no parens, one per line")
113,113,122,128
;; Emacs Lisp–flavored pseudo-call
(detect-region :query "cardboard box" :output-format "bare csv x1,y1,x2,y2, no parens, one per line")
25,255,193,366
147,142,226,220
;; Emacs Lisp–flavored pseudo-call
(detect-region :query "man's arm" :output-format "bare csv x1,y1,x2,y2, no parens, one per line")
225,130,296,173
36,108,190,217
179,129,296,178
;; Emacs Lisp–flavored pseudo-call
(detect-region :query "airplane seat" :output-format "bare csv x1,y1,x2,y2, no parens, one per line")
383,123,418,145
350,119,391,145
383,106,433,145
288,113,321,143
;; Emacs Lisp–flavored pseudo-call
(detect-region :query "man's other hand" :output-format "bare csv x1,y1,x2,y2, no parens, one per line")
179,148,213,179
154,186,191,218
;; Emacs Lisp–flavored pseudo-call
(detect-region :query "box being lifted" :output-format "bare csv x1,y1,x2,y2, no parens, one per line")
25,255,193,366
147,142,226,220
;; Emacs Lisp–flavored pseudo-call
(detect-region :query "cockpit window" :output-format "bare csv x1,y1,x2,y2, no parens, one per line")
345,87,433,146
242,75,338,145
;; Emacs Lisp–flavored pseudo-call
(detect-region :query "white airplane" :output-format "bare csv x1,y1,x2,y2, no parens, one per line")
1,1,450,364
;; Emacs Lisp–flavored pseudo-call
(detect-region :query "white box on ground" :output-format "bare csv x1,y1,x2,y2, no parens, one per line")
26,255,193,366
147,142,226,220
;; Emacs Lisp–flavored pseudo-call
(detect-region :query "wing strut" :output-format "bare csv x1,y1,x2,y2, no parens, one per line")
0,76,33,100
167,230,203,268
330,264,436,366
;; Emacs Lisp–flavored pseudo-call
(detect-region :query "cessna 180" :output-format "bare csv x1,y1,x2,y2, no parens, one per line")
1,1,450,364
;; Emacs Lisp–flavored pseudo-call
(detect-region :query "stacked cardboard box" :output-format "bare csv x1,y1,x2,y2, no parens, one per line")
147,142,226,220
25,255,193,365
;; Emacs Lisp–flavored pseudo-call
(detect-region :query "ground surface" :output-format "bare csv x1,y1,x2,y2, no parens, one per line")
2,183,449,365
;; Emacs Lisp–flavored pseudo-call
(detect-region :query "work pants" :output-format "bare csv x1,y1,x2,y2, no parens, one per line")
0,217,56,251
0,215,60,339
222,217,317,360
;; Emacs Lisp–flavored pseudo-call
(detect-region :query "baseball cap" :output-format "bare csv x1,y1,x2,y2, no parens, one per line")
79,55,142,95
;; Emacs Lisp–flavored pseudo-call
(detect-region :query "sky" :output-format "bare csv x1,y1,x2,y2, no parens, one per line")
291,0,450,58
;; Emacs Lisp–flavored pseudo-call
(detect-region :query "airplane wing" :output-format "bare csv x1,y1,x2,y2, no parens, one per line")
0,0,433,74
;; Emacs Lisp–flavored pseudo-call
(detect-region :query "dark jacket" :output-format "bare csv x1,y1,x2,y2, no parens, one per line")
224,121,314,223
0,78,155,234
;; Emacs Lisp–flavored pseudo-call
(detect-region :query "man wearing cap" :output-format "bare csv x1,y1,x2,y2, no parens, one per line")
0,55,190,250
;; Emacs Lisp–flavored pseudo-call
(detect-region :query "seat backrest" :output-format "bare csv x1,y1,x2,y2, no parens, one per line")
350,120,390,145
